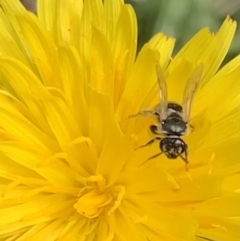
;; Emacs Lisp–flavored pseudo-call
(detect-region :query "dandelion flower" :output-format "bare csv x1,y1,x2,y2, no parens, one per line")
0,0,239,241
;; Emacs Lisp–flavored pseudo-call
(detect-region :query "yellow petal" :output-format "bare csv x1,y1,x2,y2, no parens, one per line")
38,0,83,46
208,111,240,147
0,154,40,182
148,33,175,69
17,13,62,88
210,141,240,175
88,91,134,185
193,58,240,119
141,33,176,106
212,54,240,79
64,137,98,177
0,57,57,136
0,194,72,234
0,57,46,98
0,99,55,150
222,173,240,192
9,223,47,241
0,9,28,64
97,127,133,186
196,217,240,241
121,197,197,241
0,0,25,15
166,58,195,103
57,217,89,241
83,0,105,33
169,16,237,85
41,97,82,146
37,0,57,32
0,142,78,186
112,4,137,106
17,218,66,241
117,32,175,122
96,217,115,241
115,209,147,241
90,27,114,99
192,193,240,217
57,46,89,135
104,0,123,40
88,88,117,154
116,45,159,122
0,90,45,134
128,169,222,203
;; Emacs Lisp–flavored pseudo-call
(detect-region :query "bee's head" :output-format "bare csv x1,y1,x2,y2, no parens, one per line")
160,137,186,159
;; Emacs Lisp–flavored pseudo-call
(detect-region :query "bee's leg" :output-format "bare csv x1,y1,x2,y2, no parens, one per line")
127,109,157,119
149,124,161,135
180,147,189,171
135,137,161,150
148,152,163,160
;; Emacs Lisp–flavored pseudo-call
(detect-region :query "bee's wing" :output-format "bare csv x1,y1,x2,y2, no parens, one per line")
156,63,168,120
182,64,203,122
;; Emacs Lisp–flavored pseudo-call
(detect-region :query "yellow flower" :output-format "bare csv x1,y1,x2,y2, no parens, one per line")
0,0,239,241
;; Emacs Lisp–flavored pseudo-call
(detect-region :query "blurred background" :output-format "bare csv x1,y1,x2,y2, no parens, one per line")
20,0,240,62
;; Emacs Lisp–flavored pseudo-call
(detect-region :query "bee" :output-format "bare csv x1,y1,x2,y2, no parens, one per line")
129,63,203,170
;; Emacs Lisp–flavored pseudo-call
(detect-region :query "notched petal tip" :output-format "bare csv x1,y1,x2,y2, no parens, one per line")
218,15,237,34
225,15,237,25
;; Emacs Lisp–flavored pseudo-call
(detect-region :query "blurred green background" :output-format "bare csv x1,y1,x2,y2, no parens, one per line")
21,0,240,62
126,0,240,63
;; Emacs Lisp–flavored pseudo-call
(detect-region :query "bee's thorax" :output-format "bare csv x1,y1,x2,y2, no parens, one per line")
162,113,187,135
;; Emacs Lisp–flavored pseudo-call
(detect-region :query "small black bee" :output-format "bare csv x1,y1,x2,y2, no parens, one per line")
129,63,203,170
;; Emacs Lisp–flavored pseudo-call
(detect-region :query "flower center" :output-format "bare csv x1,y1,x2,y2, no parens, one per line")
74,175,125,218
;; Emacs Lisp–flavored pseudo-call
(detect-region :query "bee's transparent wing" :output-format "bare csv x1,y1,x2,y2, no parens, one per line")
182,64,203,122
156,63,168,120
